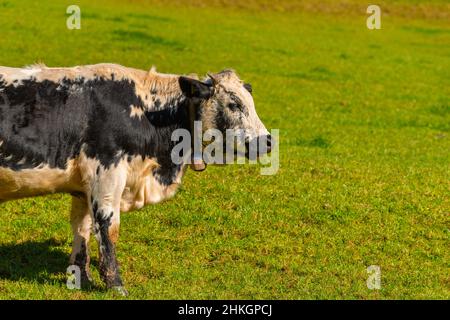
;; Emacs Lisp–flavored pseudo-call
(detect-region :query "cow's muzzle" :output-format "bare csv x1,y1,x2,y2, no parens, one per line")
245,134,273,160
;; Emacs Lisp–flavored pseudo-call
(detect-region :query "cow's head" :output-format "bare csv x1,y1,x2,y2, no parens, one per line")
179,70,272,159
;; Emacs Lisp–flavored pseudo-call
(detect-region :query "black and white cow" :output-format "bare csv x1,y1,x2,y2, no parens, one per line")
0,63,271,295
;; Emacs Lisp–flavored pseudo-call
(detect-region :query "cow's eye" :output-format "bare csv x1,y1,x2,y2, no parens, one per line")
228,103,241,112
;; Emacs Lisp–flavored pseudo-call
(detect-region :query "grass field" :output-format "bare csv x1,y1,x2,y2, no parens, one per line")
0,0,449,299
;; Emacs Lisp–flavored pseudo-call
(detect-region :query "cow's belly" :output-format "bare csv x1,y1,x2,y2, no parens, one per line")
119,157,185,212
120,174,181,212
0,162,82,200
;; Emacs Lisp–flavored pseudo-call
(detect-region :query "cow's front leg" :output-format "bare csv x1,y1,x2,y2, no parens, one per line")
69,194,93,287
90,164,127,295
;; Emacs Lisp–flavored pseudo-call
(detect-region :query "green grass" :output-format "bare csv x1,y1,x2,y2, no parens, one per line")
0,0,449,299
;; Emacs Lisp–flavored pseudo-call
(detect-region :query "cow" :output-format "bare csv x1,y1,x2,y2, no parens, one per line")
0,63,272,295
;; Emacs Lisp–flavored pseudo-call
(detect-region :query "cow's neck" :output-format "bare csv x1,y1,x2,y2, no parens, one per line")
142,98,188,187
187,99,207,172
139,73,207,184
140,72,185,112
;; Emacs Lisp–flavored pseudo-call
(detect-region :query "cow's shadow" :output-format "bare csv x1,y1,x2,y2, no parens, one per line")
0,238,99,290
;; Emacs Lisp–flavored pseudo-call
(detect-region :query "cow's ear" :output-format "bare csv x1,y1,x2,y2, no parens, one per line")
244,83,252,94
179,76,214,99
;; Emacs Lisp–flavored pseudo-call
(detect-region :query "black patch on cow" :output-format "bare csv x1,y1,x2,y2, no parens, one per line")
91,203,122,288
178,77,214,99
244,83,252,94
215,107,236,134
0,78,87,169
228,102,242,113
0,75,190,185
74,238,88,268
73,238,93,284
143,103,189,185
0,75,5,90
92,201,99,218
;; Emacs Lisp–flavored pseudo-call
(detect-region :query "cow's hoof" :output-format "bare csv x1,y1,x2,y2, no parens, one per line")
112,286,129,297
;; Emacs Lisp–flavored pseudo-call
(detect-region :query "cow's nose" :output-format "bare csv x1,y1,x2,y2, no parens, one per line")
265,134,272,153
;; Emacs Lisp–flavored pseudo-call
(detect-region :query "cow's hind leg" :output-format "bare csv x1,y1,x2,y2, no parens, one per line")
69,193,93,287
90,164,127,295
